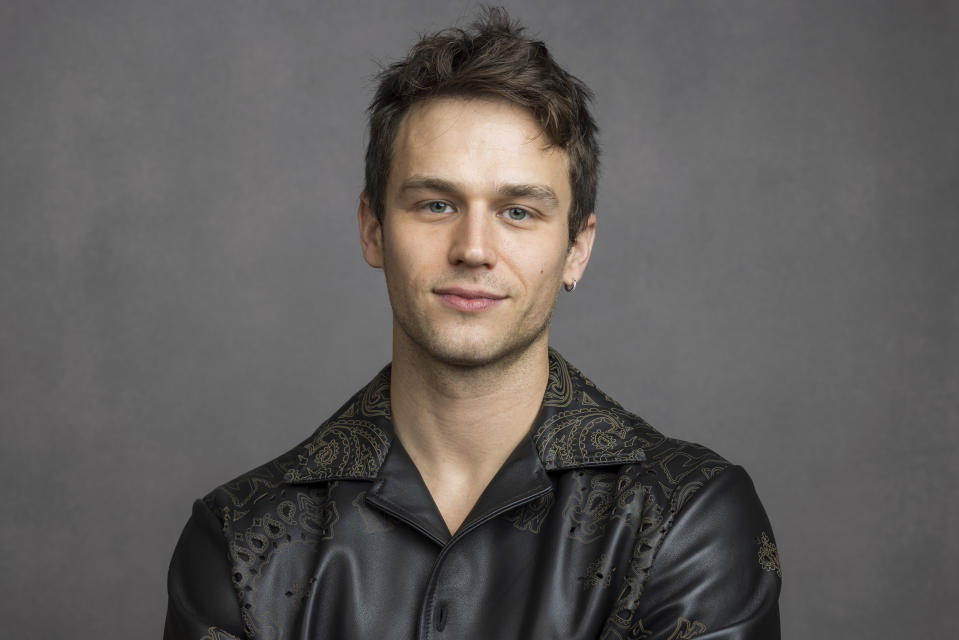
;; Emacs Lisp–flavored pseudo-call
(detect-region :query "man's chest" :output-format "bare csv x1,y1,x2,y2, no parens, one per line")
224,472,649,640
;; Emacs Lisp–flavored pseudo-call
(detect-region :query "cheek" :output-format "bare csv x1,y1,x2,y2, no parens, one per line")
382,236,441,294
516,254,566,296
382,227,419,272
503,232,566,271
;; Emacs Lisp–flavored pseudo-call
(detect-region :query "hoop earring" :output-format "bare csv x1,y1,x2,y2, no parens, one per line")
564,279,577,292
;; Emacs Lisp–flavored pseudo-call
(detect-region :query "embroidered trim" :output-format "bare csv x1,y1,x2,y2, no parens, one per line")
580,552,616,590
201,626,244,640
504,493,555,534
284,349,652,482
757,531,782,578
667,617,707,640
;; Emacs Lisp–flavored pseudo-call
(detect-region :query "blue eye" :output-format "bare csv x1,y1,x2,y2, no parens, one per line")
505,207,529,221
426,201,453,214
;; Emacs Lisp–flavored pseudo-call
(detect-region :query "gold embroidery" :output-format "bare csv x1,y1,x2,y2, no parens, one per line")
287,419,391,481
276,500,296,525
504,493,555,533
701,465,725,479
603,440,731,633
580,553,616,590
261,513,286,539
283,366,393,483
564,472,617,543
535,407,645,469
201,627,242,640
667,617,707,639
672,480,704,512
221,475,284,511
630,619,652,639
542,350,574,406
657,448,728,488
533,352,660,469
359,367,392,417
297,483,339,539
757,531,782,578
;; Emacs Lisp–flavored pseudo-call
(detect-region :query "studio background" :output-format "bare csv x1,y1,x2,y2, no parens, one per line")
1,1,956,637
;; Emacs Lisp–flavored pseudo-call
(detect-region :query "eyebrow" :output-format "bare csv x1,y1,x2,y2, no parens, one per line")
398,175,561,209
497,183,560,208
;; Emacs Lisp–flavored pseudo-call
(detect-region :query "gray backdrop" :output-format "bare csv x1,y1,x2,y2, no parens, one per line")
1,1,956,637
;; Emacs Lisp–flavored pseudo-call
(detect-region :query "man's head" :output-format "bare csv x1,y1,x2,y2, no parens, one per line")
358,8,599,369
363,7,599,245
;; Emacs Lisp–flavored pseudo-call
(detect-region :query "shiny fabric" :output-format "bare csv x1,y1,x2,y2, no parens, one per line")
165,350,781,639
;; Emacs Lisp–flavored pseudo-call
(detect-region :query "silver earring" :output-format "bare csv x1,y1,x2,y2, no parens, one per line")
564,279,577,292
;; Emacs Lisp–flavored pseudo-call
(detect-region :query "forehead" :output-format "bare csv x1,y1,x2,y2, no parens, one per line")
388,96,571,202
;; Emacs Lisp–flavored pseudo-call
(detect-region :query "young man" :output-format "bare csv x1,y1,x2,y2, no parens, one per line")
165,9,781,640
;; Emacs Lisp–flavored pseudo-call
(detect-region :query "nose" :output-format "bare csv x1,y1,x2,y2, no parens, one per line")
448,209,497,269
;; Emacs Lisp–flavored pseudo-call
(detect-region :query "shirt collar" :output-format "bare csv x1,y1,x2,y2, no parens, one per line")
284,348,647,484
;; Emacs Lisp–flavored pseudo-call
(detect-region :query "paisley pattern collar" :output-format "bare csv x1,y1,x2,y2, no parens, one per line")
285,349,648,484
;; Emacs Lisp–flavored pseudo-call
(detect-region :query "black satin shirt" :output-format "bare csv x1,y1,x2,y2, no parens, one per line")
165,350,781,639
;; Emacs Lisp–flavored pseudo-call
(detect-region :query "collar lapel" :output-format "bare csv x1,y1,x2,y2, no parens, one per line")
532,350,648,470
284,365,394,483
457,433,553,535
365,439,452,545
285,349,650,485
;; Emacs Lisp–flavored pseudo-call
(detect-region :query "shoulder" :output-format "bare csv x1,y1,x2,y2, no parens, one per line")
604,426,781,637
624,422,774,580
200,438,305,522
636,428,734,514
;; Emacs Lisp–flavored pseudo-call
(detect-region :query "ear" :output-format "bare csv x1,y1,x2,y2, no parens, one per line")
358,194,384,268
563,213,596,286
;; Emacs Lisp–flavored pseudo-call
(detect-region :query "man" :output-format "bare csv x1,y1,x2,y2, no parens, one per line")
165,8,781,639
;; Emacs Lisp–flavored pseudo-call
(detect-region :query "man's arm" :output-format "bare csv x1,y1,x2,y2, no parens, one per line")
164,499,245,640
627,465,782,639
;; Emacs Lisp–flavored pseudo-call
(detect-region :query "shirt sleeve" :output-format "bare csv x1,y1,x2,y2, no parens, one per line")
164,498,246,640
632,465,782,639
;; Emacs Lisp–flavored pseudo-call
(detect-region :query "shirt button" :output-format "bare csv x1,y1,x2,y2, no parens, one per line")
434,603,448,632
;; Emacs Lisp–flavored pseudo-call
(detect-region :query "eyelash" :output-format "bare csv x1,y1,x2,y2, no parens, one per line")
503,207,531,221
422,201,533,222
425,201,454,214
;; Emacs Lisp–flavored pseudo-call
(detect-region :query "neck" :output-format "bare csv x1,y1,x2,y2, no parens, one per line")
390,332,550,468
388,329,550,532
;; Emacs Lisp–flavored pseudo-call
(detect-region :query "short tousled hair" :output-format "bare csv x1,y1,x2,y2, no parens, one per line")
363,7,600,244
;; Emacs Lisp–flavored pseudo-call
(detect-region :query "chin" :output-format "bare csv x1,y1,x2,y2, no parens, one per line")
428,344,509,368
408,325,550,370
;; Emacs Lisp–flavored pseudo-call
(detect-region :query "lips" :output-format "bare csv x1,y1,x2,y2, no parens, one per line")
434,287,505,312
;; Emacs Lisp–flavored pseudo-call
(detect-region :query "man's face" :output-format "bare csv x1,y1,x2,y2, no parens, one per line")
359,96,594,367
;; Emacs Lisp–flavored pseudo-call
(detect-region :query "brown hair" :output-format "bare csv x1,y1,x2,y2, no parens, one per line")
363,7,600,244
